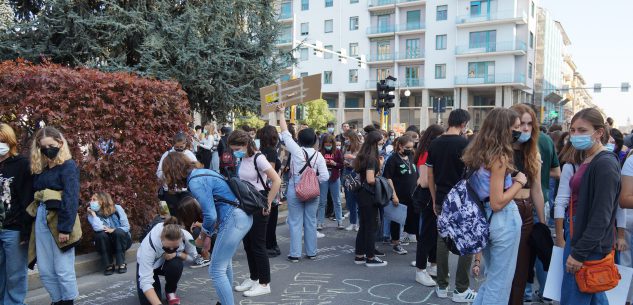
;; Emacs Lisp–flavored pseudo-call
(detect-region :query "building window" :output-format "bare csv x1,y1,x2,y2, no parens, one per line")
324,45,333,59
436,5,448,21
325,98,337,108
468,61,495,78
350,0,358,3
405,66,420,86
349,42,359,57
469,30,496,50
528,62,533,78
349,69,358,83
435,64,446,79
376,68,391,80
436,34,447,50
376,41,391,60
300,48,309,61
531,2,535,18
529,31,534,48
300,22,309,35
470,1,481,16
301,0,309,11
325,0,333,7
280,1,292,19
406,10,421,30
300,72,309,78
324,19,333,33
349,16,359,31
324,71,332,84
345,98,360,108
405,39,420,58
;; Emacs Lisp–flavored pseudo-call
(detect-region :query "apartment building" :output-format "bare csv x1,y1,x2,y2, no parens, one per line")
276,0,538,130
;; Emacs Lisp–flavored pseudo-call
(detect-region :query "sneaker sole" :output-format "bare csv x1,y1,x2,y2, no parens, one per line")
190,263,211,269
365,262,388,267
416,279,437,287
393,251,408,255
354,260,366,265
452,297,476,303
244,291,271,297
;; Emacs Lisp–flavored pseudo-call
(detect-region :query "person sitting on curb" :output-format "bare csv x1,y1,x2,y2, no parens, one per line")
86,192,132,275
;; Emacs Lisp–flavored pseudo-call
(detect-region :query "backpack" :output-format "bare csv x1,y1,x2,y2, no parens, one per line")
188,170,267,215
295,150,320,202
437,175,490,256
140,215,164,242
219,138,236,169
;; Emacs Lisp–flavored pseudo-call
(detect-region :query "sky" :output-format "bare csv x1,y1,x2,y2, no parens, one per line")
541,0,633,129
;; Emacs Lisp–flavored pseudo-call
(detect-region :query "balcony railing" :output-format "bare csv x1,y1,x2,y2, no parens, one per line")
455,40,527,55
402,78,423,87
397,50,424,60
367,24,397,35
397,22,425,32
456,9,527,24
455,73,526,85
276,37,293,44
368,0,397,7
279,11,292,20
398,0,425,3
366,79,398,89
367,53,395,62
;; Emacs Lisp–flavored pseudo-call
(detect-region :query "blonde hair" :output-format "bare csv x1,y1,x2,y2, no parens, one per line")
30,126,73,174
94,192,116,217
0,123,19,156
463,108,519,171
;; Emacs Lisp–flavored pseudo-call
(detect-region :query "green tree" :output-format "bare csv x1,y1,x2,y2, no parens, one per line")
1,0,292,120
235,112,266,130
302,99,335,133
0,1,12,30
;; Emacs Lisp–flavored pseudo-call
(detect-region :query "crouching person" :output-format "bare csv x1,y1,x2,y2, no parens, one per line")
86,192,132,275
136,217,197,305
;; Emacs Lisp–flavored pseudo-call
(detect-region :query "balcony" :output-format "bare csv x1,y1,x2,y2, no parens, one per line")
279,12,292,22
276,37,293,47
455,73,526,87
455,41,527,57
396,51,425,62
401,78,424,88
366,24,397,38
456,10,527,28
368,0,397,11
367,53,396,64
366,79,398,89
396,22,426,34
397,0,426,7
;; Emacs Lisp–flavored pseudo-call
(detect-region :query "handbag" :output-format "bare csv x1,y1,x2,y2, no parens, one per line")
295,150,320,202
343,172,362,192
570,194,621,293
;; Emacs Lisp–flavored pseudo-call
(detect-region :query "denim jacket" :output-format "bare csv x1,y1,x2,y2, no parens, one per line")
187,169,238,234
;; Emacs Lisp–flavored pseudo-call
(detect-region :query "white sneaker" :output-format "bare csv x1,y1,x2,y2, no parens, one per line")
354,224,359,232
401,234,417,243
243,283,271,297
316,232,325,238
411,260,417,267
428,264,437,277
416,270,437,287
345,224,355,231
344,212,350,218
234,278,257,292
452,288,477,303
435,286,449,298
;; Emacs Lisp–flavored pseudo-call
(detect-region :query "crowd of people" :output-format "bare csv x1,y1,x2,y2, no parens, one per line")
1,103,632,305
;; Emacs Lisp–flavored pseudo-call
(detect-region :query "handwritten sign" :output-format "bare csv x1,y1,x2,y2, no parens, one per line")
260,74,322,115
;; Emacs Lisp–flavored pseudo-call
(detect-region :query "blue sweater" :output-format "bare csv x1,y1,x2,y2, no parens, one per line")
33,160,80,234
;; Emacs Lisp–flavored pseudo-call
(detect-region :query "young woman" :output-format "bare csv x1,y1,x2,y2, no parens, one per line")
412,124,444,286
276,107,329,262
560,108,620,305
228,130,281,297
162,152,253,305
257,125,283,258
318,134,344,229
554,141,582,248
353,130,388,267
87,192,132,275
176,196,211,269
198,122,219,170
461,108,527,305
620,153,633,305
383,135,417,255
343,129,362,231
136,216,197,305
0,123,32,305
29,126,81,305
508,104,546,305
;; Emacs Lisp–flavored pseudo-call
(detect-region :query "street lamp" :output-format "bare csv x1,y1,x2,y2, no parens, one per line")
404,89,411,97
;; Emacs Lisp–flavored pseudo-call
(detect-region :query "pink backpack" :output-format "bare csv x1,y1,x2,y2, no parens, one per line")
295,150,320,202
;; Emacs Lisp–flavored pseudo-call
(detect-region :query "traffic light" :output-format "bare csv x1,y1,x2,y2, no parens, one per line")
376,78,396,112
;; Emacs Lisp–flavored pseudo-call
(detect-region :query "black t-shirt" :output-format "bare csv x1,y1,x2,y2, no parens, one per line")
261,146,281,171
357,158,379,183
383,153,418,205
426,134,469,199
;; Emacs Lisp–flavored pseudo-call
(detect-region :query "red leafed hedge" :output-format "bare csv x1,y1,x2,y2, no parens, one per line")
0,60,191,250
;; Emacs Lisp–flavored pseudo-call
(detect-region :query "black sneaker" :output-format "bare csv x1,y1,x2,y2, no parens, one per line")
354,256,366,265
306,255,317,260
365,257,388,267
267,248,280,258
374,249,386,257
287,256,300,263
392,245,408,255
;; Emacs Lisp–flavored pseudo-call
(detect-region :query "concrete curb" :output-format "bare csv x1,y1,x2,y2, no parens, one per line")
27,210,288,291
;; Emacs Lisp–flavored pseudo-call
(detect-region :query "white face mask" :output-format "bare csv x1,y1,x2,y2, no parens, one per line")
0,143,9,156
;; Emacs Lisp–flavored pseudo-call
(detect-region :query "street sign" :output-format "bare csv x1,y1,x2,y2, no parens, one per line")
432,98,446,113
259,74,322,115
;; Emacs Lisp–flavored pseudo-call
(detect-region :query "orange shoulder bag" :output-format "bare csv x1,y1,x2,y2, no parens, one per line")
569,194,621,293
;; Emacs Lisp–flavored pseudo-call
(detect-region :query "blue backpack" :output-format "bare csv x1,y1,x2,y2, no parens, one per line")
437,176,490,256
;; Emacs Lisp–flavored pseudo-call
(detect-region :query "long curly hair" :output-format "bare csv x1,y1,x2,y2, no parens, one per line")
162,152,200,190
94,192,116,217
463,108,519,171
510,104,540,181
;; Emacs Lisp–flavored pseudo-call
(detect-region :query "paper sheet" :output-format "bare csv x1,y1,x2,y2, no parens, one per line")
383,203,407,225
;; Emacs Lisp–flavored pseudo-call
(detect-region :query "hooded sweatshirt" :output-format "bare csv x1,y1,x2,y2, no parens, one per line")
0,155,34,241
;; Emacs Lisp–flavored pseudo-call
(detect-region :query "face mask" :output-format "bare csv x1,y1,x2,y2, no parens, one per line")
517,132,531,144
336,145,341,150
0,143,9,156
89,201,100,212
40,146,60,159
254,139,261,150
512,130,522,143
162,246,178,254
174,147,185,152
327,127,334,133
324,145,333,151
570,134,595,151
233,150,246,159
605,143,616,152
403,149,414,155
389,136,395,141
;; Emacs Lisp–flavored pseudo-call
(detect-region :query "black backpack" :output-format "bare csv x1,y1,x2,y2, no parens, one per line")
187,169,267,215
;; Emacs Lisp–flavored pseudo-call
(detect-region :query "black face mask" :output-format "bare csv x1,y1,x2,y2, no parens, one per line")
512,130,522,143
174,147,185,152
162,246,178,254
40,147,60,160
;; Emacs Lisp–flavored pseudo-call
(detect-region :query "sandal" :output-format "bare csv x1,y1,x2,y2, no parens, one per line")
118,263,128,274
104,265,115,276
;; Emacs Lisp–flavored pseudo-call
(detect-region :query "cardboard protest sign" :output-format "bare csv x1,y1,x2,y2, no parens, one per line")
260,74,322,115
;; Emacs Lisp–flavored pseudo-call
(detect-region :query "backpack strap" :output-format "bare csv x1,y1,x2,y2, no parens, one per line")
298,149,317,175
187,172,240,207
253,153,270,192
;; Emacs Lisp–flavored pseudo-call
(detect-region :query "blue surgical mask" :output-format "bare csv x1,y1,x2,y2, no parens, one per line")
605,143,616,152
89,201,100,212
570,134,594,151
327,127,334,133
517,132,531,143
233,150,246,159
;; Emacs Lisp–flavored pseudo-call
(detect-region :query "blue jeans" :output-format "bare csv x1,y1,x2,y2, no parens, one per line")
343,168,358,225
35,204,78,302
318,179,342,224
210,206,252,305
560,224,609,305
211,150,220,172
474,201,522,305
287,180,319,257
0,229,28,305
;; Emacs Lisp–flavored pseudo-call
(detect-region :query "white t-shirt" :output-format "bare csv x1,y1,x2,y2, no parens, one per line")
623,156,633,176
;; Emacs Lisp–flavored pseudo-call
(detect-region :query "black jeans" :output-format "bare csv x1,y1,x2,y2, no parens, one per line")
243,210,271,284
355,197,379,258
416,205,437,270
94,228,132,267
136,258,184,305
266,205,279,249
